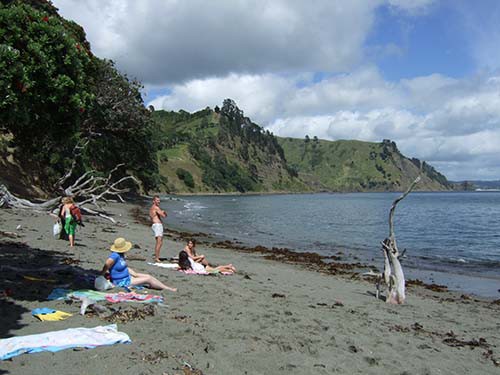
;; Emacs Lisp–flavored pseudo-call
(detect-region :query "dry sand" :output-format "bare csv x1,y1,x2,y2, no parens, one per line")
0,202,499,375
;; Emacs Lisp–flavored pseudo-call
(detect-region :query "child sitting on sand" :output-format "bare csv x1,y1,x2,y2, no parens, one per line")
102,237,177,291
178,250,236,274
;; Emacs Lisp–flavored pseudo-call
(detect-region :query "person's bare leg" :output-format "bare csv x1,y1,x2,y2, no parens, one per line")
154,236,162,262
224,264,236,272
209,265,235,273
131,273,177,292
69,234,75,247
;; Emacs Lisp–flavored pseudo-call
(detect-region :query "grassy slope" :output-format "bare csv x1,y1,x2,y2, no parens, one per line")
279,137,451,191
152,108,451,193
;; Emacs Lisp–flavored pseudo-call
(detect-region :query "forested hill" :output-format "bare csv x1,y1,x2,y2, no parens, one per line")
152,101,452,193
152,100,308,193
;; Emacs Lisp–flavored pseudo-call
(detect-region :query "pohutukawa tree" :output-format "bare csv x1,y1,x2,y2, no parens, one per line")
0,1,159,221
0,1,93,182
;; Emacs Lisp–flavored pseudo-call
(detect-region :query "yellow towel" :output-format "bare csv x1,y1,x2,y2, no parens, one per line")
33,309,73,321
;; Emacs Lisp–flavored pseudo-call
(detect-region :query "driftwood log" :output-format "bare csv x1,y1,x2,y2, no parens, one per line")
374,176,420,304
0,163,138,223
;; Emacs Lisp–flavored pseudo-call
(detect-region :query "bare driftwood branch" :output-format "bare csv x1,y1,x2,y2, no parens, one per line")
377,176,421,304
1,163,139,223
54,139,90,191
0,184,61,211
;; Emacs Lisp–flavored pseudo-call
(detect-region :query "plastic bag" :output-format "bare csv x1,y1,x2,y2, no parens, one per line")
94,275,114,291
52,222,61,237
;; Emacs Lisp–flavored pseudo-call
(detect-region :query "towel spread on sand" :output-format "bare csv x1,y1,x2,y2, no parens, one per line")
179,269,209,275
48,288,108,301
0,324,130,360
178,269,233,276
48,288,163,304
32,308,72,321
105,292,163,304
147,262,179,269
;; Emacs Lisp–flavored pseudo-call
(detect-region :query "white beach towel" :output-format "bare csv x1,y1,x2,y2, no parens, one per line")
147,262,179,269
0,324,130,360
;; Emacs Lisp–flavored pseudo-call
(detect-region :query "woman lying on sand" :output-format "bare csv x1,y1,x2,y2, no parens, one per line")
178,250,236,274
102,237,177,291
184,239,208,266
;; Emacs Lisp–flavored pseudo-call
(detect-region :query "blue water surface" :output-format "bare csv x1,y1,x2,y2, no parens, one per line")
163,192,500,296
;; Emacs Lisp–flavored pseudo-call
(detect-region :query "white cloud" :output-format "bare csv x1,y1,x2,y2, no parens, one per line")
149,69,500,180
51,0,499,180
455,2,500,71
53,0,379,84
148,73,294,123
387,0,436,14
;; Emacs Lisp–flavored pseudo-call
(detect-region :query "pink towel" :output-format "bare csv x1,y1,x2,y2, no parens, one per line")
105,292,163,304
178,270,233,276
179,269,208,275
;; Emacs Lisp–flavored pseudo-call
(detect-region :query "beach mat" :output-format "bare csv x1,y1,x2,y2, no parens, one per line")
0,324,130,360
147,262,179,269
178,269,233,276
48,288,163,304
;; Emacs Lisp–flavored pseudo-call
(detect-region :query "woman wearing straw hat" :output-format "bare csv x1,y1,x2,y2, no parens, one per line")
102,237,177,291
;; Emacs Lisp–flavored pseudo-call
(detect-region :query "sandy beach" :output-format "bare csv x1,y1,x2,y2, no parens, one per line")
1,202,499,375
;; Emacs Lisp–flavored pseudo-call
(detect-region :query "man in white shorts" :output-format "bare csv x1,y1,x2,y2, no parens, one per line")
149,195,167,263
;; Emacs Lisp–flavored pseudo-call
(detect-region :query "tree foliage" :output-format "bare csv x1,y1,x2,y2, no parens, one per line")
0,1,159,191
176,168,195,188
82,59,159,190
0,2,93,168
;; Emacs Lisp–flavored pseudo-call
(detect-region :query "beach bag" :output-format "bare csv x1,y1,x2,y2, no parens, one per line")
52,222,61,237
94,276,114,291
70,204,83,223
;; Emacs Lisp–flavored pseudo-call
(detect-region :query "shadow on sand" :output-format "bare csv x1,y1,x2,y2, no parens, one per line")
0,240,95,372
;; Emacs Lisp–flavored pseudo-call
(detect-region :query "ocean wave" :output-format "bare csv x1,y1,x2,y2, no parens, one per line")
183,202,208,211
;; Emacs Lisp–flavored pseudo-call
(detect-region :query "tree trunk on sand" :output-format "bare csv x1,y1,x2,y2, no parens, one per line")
378,176,420,304
0,164,139,224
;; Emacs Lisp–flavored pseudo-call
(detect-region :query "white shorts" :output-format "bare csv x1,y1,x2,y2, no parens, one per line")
151,223,164,237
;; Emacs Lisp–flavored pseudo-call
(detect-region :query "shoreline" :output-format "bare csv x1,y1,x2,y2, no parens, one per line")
1,201,499,374
149,197,500,299
162,188,459,197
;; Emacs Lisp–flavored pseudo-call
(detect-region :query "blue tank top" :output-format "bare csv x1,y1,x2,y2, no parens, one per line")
109,252,129,282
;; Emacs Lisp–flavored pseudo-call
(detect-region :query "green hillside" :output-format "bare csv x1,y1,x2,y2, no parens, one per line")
152,101,451,193
278,136,451,191
152,100,308,193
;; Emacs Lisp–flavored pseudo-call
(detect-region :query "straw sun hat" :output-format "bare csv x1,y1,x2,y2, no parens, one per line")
110,237,132,253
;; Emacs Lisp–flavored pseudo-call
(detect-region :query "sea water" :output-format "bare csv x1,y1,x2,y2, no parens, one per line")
163,192,500,297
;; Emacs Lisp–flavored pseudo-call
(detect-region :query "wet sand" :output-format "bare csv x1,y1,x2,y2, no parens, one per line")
0,202,499,374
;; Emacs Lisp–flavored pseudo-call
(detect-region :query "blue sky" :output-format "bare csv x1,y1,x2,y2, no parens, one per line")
54,0,500,180
369,2,474,80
